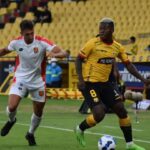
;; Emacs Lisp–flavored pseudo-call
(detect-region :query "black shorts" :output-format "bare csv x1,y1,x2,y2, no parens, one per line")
81,81,121,109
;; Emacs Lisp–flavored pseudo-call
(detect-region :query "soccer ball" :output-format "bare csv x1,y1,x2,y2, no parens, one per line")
98,135,116,150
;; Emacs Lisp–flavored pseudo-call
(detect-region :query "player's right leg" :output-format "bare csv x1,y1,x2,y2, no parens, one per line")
1,81,26,136
1,94,21,136
75,82,106,147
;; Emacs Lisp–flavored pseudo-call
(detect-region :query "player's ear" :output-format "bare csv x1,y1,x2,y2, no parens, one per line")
111,27,114,33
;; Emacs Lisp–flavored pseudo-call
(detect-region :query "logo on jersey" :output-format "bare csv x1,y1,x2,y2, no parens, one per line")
19,48,23,51
18,87,22,90
39,91,44,96
97,57,114,64
95,49,107,52
33,47,39,53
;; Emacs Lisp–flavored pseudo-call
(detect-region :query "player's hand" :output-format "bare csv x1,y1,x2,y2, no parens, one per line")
46,52,54,57
77,80,86,91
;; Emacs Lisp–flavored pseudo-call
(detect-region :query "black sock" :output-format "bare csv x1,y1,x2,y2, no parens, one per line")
79,120,91,131
120,125,132,142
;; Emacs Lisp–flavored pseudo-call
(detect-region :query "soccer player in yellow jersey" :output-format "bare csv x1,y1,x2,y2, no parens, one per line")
75,18,150,150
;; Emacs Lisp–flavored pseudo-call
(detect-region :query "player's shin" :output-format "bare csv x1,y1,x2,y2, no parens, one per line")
119,116,133,143
6,106,17,122
79,114,97,131
29,113,42,134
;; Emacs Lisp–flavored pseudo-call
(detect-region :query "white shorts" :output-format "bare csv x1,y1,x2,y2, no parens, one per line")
9,80,46,102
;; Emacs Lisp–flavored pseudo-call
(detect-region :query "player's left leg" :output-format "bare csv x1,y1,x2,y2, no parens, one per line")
112,101,145,150
25,101,45,146
25,88,46,146
108,81,145,150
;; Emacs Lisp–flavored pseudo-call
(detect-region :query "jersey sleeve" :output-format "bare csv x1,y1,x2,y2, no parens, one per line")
7,40,16,51
41,37,56,52
118,45,130,63
78,39,95,58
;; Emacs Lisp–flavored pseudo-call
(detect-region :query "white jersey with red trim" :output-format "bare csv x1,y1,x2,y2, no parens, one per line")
8,35,55,88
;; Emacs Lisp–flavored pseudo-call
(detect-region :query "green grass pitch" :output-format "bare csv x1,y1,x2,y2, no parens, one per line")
0,95,150,150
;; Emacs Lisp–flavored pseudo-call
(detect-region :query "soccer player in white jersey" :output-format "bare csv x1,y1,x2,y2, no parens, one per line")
0,20,67,146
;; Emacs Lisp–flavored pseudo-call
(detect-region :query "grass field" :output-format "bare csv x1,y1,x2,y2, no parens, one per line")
0,95,150,150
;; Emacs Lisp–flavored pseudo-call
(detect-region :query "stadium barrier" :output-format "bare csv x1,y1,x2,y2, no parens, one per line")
46,88,83,100
0,59,149,96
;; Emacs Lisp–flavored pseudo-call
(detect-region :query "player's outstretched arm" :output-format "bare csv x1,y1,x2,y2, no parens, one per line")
0,48,11,56
125,61,150,84
47,46,67,58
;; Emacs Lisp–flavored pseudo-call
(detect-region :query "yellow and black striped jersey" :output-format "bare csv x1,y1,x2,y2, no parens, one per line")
78,37,129,82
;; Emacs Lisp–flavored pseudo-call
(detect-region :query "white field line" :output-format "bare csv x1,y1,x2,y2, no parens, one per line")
103,125,143,132
0,121,149,144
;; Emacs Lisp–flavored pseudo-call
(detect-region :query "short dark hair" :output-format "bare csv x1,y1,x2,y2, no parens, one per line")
20,20,34,31
130,36,136,42
100,18,114,29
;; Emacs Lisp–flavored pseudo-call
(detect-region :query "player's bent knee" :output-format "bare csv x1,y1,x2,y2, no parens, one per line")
115,106,127,118
34,111,43,117
33,102,45,117
92,104,105,123
118,108,128,118
113,102,128,118
93,109,105,123
94,112,105,123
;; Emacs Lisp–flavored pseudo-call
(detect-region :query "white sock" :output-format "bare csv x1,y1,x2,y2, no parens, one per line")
6,106,16,122
29,113,42,134
126,141,134,148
